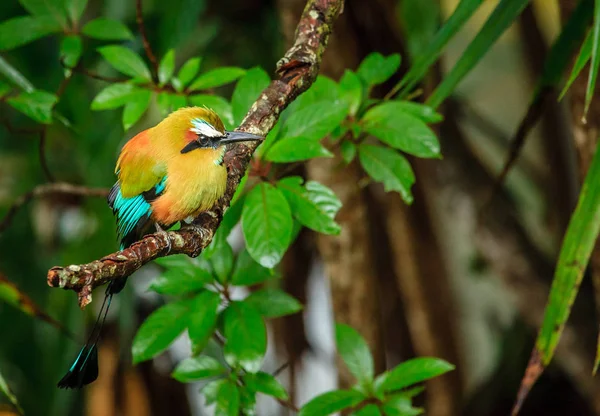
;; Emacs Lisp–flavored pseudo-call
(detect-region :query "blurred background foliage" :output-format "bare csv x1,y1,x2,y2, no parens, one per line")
2,0,600,415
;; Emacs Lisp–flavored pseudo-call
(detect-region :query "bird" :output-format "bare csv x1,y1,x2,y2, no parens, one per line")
57,107,263,389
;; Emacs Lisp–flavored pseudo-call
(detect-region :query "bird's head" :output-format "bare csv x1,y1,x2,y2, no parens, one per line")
157,107,263,156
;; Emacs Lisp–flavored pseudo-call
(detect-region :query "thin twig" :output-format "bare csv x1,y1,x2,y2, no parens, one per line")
38,129,55,182
136,0,159,83
0,183,109,234
60,58,126,83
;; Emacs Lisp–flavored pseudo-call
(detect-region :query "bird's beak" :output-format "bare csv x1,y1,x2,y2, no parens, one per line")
220,131,264,144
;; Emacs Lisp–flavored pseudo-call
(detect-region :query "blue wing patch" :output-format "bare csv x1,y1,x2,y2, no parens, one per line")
107,177,167,249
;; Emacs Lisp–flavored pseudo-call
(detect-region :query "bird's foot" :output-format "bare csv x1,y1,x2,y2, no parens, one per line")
155,223,172,254
180,222,209,240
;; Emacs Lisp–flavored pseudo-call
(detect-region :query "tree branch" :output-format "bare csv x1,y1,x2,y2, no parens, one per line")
0,183,109,234
136,0,159,83
47,0,345,309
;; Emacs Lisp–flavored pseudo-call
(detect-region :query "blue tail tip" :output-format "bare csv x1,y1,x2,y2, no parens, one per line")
57,344,99,389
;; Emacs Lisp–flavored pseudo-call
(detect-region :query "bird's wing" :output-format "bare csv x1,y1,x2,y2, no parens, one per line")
108,130,168,248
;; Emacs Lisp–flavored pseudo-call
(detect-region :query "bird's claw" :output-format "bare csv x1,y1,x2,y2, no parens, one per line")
155,223,172,254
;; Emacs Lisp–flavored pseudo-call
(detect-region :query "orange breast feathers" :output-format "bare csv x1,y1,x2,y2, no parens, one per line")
151,147,228,225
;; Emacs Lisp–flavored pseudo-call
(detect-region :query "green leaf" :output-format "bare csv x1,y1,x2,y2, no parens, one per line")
188,94,234,129
298,389,365,416
91,83,139,110
67,0,88,23
132,299,191,364
232,67,270,125
60,35,82,76
222,301,267,373
243,371,289,400
376,357,454,392
19,0,68,27
427,0,529,108
265,136,334,162
172,355,226,382
231,249,274,286
0,368,22,415
358,144,415,204
82,18,134,41
395,0,484,99
382,395,423,416
148,268,211,295
188,290,221,353
0,82,10,99
157,92,187,116
281,101,349,141
353,404,381,416
206,238,234,283
0,16,61,51
7,90,57,124
189,66,246,91
122,89,151,130
335,323,374,385
240,386,257,415
341,140,357,164
98,45,152,80
215,379,240,416
292,75,340,111
560,29,593,100
400,0,440,60
158,49,176,86
0,56,34,92
204,195,246,259
277,176,342,235
362,102,440,158
357,53,401,86
584,1,600,116
178,57,202,87
389,101,443,124
339,70,363,116
244,288,302,318
203,379,226,405
242,183,293,268
521,142,600,370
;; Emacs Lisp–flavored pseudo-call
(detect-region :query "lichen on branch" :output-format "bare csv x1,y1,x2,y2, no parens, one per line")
47,0,345,309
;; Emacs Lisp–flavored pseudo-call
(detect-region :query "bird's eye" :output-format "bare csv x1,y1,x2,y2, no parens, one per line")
199,135,209,145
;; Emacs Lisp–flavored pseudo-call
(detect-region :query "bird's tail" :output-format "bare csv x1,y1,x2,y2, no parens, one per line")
57,281,120,389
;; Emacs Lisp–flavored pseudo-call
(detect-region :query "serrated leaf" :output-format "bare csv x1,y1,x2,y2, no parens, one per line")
231,249,275,286
122,89,151,130
215,379,240,416
223,301,266,373
188,94,234,129
277,176,342,235
242,183,293,268
427,0,529,108
243,371,289,400
188,290,221,354
232,67,270,125
281,101,349,141
82,18,133,41
357,53,401,86
335,323,374,385
376,357,454,393
265,136,334,162
362,102,440,158
298,389,365,416
60,35,82,76
132,299,191,364
178,57,202,87
19,0,68,27
339,70,363,116
341,140,357,164
7,90,57,124
91,83,139,110
189,66,246,91
358,144,415,204
172,355,226,382
0,16,61,51
158,49,175,86
244,288,302,318
98,45,151,80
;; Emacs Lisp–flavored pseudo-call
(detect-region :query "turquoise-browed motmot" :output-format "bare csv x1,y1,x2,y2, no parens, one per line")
58,107,263,389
